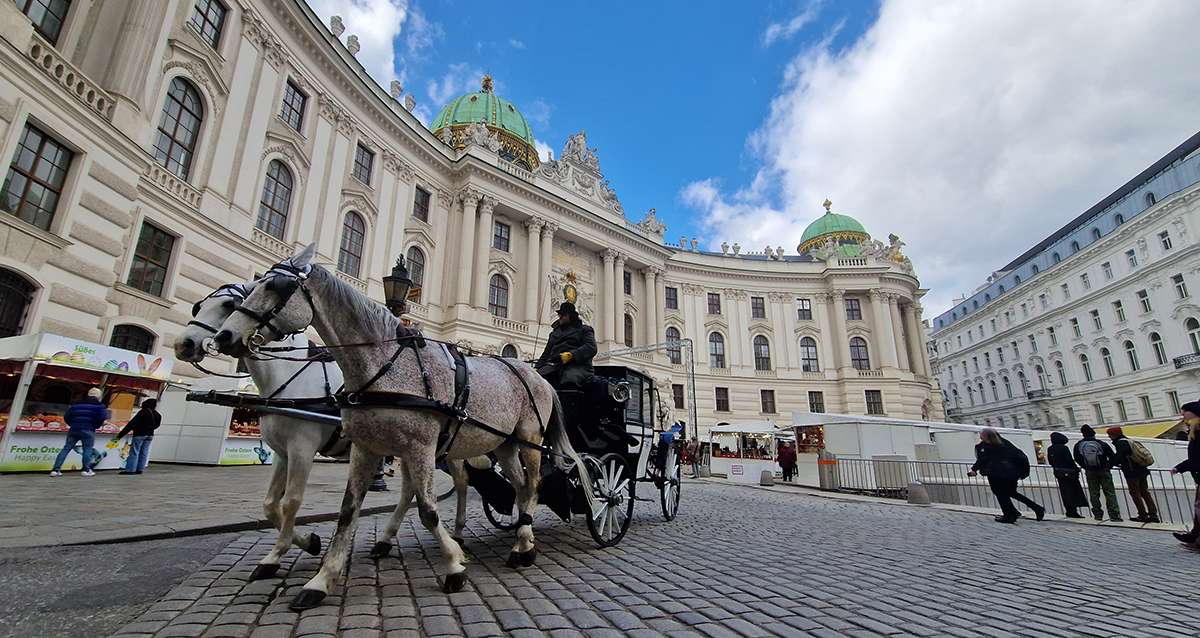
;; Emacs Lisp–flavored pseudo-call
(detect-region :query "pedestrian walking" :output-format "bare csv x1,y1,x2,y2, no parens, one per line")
686,437,701,478
1107,426,1160,523
115,398,161,474
1047,432,1087,518
778,441,797,482
49,387,111,477
1073,424,1122,522
1169,402,1200,544
967,428,1045,524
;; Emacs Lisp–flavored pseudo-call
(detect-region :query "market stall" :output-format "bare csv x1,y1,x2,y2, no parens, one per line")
0,333,173,472
155,375,274,466
708,421,790,483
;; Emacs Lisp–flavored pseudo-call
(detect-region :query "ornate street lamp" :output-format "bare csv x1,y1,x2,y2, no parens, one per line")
382,257,414,317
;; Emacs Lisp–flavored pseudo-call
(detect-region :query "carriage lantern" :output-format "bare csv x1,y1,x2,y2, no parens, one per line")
382,257,414,317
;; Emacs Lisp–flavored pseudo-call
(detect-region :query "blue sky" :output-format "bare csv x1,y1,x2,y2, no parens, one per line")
311,0,1200,315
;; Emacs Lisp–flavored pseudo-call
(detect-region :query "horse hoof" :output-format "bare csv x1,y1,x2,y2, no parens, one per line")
520,548,537,567
248,563,280,581
289,589,327,611
369,541,392,559
440,571,467,593
304,533,322,556
452,536,464,547
505,552,522,568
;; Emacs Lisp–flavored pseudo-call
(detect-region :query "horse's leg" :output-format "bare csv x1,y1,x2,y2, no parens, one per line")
290,445,380,611
250,451,288,580
404,452,467,593
371,459,415,559
494,444,533,568
509,443,542,567
448,459,469,544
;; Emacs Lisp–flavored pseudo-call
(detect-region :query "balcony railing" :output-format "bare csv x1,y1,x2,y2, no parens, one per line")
28,36,115,121
335,270,368,293
708,367,731,376
406,301,429,318
497,159,534,182
492,316,529,334
143,163,202,210
251,228,290,258
856,369,884,378
1027,388,1052,400
1174,353,1200,370
754,368,777,378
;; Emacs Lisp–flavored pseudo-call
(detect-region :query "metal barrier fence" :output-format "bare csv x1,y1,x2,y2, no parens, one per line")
834,457,1198,528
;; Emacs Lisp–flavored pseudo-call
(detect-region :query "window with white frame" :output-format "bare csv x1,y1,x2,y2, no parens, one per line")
1116,399,1128,421
1101,261,1113,281
1039,294,1048,310
1113,300,1125,323
1100,348,1114,377
1188,317,1200,354
760,389,776,414
1168,390,1181,415
796,298,812,320
18,0,71,45
1047,326,1057,346
865,390,885,415
492,220,510,251
1126,249,1138,268
1139,395,1153,418
1070,318,1081,338
1125,340,1140,372
1055,360,1067,386
2,123,74,231
1159,230,1172,251
279,80,307,132
1080,273,1091,291
1090,309,1102,331
1080,354,1093,382
1137,289,1152,313
1173,273,1189,299
808,391,825,413
1028,334,1037,353
1060,283,1070,301
1150,332,1167,365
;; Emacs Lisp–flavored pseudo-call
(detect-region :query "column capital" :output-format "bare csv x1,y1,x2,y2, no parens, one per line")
829,289,846,300
434,187,453,210
524,216,545,232
541,221,559,237
614,253,627,267
602,249,617,264
382,150,415,182
479,195,498,215
458,188,482,208
650,266,666,277
767,291,791,303
869,288,889,302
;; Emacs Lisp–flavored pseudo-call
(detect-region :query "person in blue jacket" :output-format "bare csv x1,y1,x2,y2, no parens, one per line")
50,387,111,477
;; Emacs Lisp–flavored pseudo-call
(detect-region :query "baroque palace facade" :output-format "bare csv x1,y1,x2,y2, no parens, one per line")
0,0,941,438
929,132,1200,430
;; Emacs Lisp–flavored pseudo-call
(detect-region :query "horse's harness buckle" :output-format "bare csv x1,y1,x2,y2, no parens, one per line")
344,392,362,406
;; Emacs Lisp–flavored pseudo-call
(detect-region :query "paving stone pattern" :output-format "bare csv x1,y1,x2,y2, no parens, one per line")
111,480,1200,637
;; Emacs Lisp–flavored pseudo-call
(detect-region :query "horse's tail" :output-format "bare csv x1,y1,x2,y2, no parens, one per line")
545,391,598,512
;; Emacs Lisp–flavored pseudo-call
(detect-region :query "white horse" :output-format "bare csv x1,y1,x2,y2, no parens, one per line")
212,245,596,611
174,282,474,581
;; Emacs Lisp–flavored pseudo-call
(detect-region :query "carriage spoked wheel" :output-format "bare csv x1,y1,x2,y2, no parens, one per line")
660,446,681,521
584,453,634,547
482,463,521,531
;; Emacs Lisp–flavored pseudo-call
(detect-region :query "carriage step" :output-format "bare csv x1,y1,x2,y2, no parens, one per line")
634,496,656,503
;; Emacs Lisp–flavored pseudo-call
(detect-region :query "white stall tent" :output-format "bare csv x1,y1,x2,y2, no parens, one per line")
708,421,792,484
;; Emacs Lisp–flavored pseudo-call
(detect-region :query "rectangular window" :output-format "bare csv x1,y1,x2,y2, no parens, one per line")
1028,334,1037,353
760,390,776,414
492,221,510,251
1065,406,1076,427
997,347,1005,364
1116,399,1128,422
845,298,862,320
1039,294,1048,310
808,391,825,414
279,80,307,131
1021,303,1028,318
127,221,175,297
797,298,812,320
1080,273,1091,291
865,390,885,415
1102,261,1113,281
707,292,721,315
972,356,979,373
1047,326,1057,346
714,387,730,412
18,0,71,45
1168,390,1181,415
1011,341,1019,358
1139,395,1153,418
1173,273,1189,299
990,318,996,332
751,296,766,319
412,186,430,222
984,352,991,368
1137,289,1151,313
665,286,678,310
968,331,974,344
623,271,632,295
1090,309,1102,331
352,143,374,184
188,0,228,49
1159,230,1172,251
1092,403,1104,423
672,384,684,410
1060,283,1071,301
1070,318,1081,338
957,335,963,348
1126,249,1138,268
2,123,73,231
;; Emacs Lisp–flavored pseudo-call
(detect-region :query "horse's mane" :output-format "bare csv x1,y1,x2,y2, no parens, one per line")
310,264,399,342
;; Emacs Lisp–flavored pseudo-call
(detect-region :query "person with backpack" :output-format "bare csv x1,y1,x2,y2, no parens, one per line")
1047,432,1087,518
1073,424,1122,522
1107,426,1159,523
1169,402,1200,544
967,428,1044,524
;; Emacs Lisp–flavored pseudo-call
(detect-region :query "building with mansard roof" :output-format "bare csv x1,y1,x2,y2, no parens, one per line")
0,0,942,442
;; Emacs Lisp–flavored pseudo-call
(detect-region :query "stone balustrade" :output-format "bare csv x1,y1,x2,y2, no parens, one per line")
28,36,115,121
492,316,529,334
251,228,290,258
143,163,203,210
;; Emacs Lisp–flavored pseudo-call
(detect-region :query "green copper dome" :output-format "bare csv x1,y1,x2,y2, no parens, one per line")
798,199,870,253
430,76,539,169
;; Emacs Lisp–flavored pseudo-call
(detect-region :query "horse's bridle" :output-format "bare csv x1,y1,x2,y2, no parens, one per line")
187,283,251,335
235,261,314,350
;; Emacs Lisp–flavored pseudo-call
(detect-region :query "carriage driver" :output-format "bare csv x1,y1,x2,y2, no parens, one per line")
535,302,597,389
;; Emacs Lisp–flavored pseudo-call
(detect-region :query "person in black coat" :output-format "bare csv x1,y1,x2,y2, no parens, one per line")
1047,432,1087,518
1108,426,1159,523
968,428,1044,524
536,302,597,389
1170,401,1200,544
115,399,161,474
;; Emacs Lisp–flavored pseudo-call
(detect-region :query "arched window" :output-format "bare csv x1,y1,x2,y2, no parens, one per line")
1114,213,1125,226
1070,241,1080,254
849,337,870,370
753,335,771,371
1149,332,1167,365
1055,360,1067,386
501,344,518,359
1080,354,1093,382
1188,317,1200,355
799,336,819,372
1035,365,1047,389
1002,376,1012,399
337,212,366,278
153,77,204,180
977,382,985,403
1016,274,1024,284
1124,340,1140,372
623,313,633,348
0,269,36,338
967,386,975,406
256,160,293,240
951,389,960,408
488,275,509,318
665,327,682,364
1091,228,1101,241
708,332,726,369
972,300,979,310
985,294,991,302
109,324,155,354
1145,192,1157,206
405,246,425,304
1017,371,1029,392
1100,348,1114,377
989,380,998,401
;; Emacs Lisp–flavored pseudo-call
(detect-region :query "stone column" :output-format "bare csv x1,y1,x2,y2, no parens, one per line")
472,196,497,309
643,268,657,347
455,190,481,307
906,303,931,376
888,294,911,372
539,222,557,318
523,218,543,322
104,0,174,128
831,290,852,371
601,250,616,343
614,254,627,347
870,290,899,369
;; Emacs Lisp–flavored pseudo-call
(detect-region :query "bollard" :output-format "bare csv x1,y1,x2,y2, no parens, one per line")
907,481,931,505
699,466,711,478
817,451,839,491
760,470,775,486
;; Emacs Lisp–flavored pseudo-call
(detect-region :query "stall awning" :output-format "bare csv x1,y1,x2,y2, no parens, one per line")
710,421,790,435
0,333,174,382
1113,420,1182,439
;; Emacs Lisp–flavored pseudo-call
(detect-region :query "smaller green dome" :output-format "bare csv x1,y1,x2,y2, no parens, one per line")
798,199,869,253
430,76,534,147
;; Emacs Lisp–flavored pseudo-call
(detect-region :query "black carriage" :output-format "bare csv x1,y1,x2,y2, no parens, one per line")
465,365,682,547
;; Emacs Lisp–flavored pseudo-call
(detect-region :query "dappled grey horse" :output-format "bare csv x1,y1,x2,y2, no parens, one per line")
212,245,595,610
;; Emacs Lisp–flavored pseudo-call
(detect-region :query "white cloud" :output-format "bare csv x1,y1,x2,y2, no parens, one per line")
763,0,822,46
524,99,552,130
509,38,526,50
404,5,442,58
426,63,486,107
534,138,554,162
684,0,1200,316
306,0,408,88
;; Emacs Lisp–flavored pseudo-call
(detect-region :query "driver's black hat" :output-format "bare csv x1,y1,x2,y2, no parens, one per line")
556,302,578,317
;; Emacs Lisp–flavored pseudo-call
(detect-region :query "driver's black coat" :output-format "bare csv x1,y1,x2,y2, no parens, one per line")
536,319,597,387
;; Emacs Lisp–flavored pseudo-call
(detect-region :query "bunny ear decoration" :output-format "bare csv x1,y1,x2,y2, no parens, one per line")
136,354,147,372
147,358,162,374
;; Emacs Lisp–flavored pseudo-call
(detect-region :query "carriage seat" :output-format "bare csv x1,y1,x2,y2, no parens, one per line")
556,376,637,455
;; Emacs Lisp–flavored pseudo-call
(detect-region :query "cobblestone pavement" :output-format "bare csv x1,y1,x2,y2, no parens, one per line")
111,480,1200,638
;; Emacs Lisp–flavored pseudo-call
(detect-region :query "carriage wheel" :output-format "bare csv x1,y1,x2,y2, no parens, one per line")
660,446,681,521
584,453,634,547
483,498,520,531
